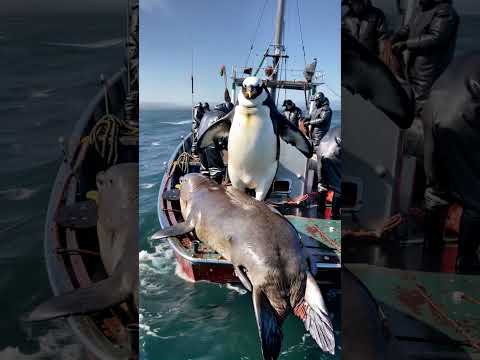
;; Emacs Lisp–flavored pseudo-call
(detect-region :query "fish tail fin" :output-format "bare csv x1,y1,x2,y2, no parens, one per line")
294,272,335,355
252,288,283,360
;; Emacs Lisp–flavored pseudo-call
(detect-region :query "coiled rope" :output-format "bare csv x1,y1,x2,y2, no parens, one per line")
83,114,138,165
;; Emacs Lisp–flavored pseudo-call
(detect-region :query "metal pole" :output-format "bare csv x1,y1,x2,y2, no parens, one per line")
270,0,285,101
404,0,417,25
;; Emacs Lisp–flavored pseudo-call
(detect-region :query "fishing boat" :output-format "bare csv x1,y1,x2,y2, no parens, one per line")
40,1,139,359
156,0,341,286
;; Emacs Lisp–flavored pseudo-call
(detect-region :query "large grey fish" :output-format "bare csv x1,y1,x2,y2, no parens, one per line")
151,173,335,359
28,163,138,321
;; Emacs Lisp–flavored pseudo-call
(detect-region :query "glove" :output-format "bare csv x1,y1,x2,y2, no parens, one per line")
390,31,406,44
392,41,407,54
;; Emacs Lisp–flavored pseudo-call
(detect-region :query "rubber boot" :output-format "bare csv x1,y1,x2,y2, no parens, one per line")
423,187,449,254
456,208,480,274
317,185,328,217
210,171,224,185
332,193,341,219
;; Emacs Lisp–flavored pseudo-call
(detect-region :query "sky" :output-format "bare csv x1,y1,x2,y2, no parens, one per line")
140,0,342,109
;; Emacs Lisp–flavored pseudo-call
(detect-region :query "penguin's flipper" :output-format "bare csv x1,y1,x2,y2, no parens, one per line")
275,114,314,158
342,33,414,129
197,110,234,149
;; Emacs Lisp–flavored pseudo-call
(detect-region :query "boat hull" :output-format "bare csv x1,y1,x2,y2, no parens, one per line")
175,252,238,283
44,69,134,360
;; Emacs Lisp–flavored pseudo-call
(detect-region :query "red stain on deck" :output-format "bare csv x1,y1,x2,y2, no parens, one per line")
396,285,427,316
306,225,320,236
306,225,341,251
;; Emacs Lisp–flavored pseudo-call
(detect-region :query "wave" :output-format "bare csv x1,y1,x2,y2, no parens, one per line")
140,183,156,189
225,283,247,295
159,120,191,126
0,321,84,360
0,187,40,201
31,89,54,99
44,38,123,49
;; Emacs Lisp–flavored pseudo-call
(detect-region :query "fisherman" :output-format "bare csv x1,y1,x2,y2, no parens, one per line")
391,0,459,117
342,0,388,56
282,99,303,128
420,54,480,274
196,96,233,184
317,127,342,218
304,92,332,147
191,102,205,155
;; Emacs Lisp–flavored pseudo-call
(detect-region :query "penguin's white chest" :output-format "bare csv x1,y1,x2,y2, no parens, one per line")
228,105,278,188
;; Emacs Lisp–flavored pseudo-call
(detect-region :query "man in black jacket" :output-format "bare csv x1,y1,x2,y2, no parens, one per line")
391,0,459,116
191,102,205,155
342,0,388,56
305,92,332,147
282,99,303,128
420,54,480,274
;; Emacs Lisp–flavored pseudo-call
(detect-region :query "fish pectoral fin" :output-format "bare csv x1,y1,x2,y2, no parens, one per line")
276,116,313,158
252,288,283,360
294,272,335,355
197,111,233,149
342,33,414,129
26,270,131,322
150,222,194,243
234,265,252,292
468,78,480,97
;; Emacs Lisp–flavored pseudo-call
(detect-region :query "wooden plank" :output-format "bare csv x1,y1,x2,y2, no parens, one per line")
65,177,93,288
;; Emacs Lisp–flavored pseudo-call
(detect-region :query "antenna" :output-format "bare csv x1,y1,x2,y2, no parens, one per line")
191,48,194,107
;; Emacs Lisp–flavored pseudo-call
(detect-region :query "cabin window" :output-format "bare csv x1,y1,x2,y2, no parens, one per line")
341,177,363,211
272,180,291,193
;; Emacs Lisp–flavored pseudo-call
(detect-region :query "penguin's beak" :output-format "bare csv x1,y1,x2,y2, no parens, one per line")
245,86,254,99
244,85,260,100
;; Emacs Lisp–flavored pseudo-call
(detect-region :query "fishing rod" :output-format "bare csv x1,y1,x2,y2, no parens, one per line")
191,48,195,118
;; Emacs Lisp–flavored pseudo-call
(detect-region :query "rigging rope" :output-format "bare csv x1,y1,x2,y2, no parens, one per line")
245,0,269,68
324,83,341,99
296,0,307,66
284,56,287,102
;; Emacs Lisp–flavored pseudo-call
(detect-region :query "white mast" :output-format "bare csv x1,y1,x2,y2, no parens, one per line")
270,0,286,101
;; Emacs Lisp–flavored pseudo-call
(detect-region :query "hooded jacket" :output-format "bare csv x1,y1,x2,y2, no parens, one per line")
283,106,303,128
309,99,332,146
342,0,388,56
422,53,480,211
393,0,459,109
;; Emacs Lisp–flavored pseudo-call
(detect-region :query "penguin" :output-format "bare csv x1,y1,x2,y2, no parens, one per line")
197,76,313,200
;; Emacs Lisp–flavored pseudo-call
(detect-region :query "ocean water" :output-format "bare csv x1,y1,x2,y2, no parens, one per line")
139,108,342,360
0,13,124,358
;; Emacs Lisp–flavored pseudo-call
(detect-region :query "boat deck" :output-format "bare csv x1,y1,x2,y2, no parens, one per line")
349,264,480,359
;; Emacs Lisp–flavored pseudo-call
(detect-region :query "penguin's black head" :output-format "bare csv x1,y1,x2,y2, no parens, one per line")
242,76,263,100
